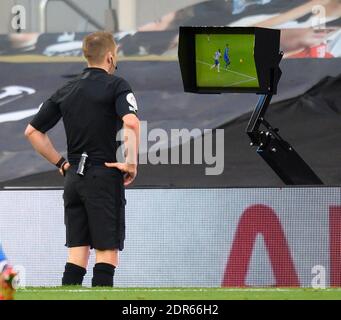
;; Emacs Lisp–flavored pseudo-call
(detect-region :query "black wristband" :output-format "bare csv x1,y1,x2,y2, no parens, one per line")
56,157,66,169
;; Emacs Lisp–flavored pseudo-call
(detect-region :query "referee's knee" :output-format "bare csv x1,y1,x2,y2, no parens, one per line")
67,246,90,269
95,249,119,267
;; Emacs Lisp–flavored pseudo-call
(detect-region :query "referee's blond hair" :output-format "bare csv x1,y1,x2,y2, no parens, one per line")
82,31,117,64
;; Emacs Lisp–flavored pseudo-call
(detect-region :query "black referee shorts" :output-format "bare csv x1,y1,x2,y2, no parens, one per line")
63,165,126,251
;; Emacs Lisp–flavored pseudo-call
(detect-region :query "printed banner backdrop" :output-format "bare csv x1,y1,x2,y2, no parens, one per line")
0,60,341,186
1,187,340,287
0,1,341,60
0,0,341,186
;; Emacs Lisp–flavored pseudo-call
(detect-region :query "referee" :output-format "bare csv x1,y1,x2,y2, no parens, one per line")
24,31,140,287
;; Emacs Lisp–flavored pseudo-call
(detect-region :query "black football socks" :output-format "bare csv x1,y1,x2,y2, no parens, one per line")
62,262,86,286
92,263,116,287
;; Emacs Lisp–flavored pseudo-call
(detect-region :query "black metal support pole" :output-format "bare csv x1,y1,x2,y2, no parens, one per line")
245,91,323,185
246,94,273,146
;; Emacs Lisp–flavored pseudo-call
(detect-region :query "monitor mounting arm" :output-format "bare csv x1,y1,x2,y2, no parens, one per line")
246,53,323,185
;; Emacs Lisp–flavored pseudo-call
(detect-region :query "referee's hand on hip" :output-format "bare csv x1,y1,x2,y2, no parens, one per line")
105,162,137,186
59,162,70,176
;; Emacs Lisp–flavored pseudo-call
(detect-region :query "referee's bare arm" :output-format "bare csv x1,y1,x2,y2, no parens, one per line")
105,113,140,186
24,125,70,174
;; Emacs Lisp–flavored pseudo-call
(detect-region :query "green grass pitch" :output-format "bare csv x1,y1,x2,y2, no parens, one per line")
14,287,341,300
195,34,260,88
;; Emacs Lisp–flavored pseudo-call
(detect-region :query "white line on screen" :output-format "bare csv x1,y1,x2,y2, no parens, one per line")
196,60,256,80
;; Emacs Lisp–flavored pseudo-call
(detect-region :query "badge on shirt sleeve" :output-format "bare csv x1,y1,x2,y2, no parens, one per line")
126,93,138,113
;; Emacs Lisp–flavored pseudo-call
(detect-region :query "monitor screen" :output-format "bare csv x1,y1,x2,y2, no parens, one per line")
195,34,260,89
178,26,281,94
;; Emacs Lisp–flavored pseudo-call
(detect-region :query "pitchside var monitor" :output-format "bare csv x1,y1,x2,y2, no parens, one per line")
178,26,281,94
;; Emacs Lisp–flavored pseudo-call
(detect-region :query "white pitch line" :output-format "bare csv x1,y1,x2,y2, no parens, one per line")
228,78,258,87
196,60,256,80
18,288,340,293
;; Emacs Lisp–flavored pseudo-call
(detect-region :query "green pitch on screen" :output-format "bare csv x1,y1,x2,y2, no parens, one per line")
195,34,260,88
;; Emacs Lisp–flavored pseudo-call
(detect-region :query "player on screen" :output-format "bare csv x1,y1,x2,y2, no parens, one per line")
210,49,222,72
224,44,230,69
0,244,17,300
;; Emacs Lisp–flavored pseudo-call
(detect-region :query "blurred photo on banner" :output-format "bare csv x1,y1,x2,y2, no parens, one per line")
135,0,341,58
1,0,341,59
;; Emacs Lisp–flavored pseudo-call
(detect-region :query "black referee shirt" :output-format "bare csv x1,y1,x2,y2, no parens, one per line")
30,67,138,163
